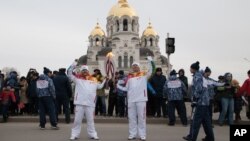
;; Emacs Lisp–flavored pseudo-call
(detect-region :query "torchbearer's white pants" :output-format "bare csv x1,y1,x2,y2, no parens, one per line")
71,105,98,138
128,101,147,138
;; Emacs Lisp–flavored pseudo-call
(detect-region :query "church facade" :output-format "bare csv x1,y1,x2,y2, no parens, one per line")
78,0,169,74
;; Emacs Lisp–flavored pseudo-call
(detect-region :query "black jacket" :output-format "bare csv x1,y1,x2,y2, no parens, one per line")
27,79,38,98
149,74,166,97
53,72,72,98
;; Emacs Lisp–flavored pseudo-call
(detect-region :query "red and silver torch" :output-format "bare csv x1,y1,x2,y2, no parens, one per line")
105,52,115,78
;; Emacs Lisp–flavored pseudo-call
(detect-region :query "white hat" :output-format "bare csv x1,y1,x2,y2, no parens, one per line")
132,62,140,68
80,65,89,71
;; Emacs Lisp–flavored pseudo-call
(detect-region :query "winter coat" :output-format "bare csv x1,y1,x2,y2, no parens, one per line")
53,72,72,98
117,60,153,103
27,79,38,98
149,74,166,97
0,89,16,105
191,71,210,106
19,80,28,104
67,63,106,107
163,75,187,101
117,75,127,97
179,75,188,89
239,78,250,97
36,74,56,98
204,77,224,99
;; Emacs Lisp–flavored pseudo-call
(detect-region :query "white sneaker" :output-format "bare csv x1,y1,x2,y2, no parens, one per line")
89,136,99,140
128,136,136,140
69,136,79,140
140,136,146,141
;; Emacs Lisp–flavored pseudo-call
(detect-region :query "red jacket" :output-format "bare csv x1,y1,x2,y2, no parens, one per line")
0,90,16,105
239,78,250,96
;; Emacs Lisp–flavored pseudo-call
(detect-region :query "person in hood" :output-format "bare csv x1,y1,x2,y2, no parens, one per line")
163,69,187,126
37,67,58,130
117,56,154,141
68,60,107,140
183,61,214,141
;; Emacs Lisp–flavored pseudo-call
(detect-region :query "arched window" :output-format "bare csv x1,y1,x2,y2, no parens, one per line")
95,38,99,46
123,19,128,31
130,56,133,67
116,20,119,32
144,38,147,47
118,56,122,68
150,38,153,46
132,20,135,31
124,53,128,68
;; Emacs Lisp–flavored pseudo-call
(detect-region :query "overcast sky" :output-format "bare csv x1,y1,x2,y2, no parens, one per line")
0,0,249,84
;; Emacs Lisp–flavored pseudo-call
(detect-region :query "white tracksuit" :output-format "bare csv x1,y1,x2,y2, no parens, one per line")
68,63,106,139
117,60,153,139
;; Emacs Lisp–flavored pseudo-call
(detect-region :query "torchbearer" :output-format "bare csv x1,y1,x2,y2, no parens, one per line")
117,56,154,141
67,60,107,140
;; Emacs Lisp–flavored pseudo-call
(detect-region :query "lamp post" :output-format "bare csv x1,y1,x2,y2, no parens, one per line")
165,33,175,77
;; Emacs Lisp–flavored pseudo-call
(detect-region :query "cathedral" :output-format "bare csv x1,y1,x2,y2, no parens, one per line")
78,0,169,74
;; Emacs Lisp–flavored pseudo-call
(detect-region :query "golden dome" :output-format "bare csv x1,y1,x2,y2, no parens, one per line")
108,0,137,17
142,22,158,37
90,23,105,37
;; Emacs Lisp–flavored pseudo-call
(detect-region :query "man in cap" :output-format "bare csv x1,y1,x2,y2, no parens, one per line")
163,69,187,126
67,60,107,140
37,67,58,130
117,56,154,141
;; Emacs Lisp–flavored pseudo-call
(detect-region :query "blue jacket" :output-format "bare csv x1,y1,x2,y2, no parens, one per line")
163,75,187,101
117,75,127,97
36,74,56,98
191,71,210,106
204,77,224,99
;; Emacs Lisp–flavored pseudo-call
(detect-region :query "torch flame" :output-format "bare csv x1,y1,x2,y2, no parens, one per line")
106,52,114,58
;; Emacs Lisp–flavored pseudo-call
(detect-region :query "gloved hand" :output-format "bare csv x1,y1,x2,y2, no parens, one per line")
147,56,153,61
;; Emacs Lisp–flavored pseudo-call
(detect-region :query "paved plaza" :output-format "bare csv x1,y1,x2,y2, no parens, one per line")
0,123,230,141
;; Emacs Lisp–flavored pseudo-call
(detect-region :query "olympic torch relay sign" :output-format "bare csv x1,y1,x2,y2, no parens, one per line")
105,52,115,78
